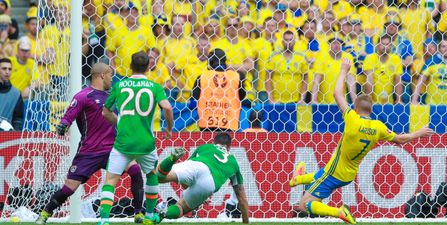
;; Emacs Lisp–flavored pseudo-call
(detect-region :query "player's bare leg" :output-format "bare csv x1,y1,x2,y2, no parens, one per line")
289,162,315,187
36,179,81,224
125,161,144,223
300,191,356,224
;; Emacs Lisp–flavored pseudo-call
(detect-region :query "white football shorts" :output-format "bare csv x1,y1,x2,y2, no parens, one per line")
172,160,216,209
107,148,158,174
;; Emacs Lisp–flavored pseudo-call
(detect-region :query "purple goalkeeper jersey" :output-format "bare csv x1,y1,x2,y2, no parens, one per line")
60,87,115,154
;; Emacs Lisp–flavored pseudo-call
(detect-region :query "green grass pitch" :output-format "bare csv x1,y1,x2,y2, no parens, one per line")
2,223,446,225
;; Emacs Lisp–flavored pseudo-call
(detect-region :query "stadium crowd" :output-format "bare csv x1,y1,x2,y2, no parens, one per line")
1,0,447,132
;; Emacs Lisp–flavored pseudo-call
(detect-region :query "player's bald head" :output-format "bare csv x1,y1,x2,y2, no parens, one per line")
90,62,112,78
354,94,373,115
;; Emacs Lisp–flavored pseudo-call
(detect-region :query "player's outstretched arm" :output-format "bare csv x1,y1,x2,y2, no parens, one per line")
233,184,249,224
333,58,351,113
159,99,173,140
392,126,434,144
102,107,117,125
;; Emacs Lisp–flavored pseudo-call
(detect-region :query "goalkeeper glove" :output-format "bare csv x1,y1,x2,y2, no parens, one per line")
56,123,69,136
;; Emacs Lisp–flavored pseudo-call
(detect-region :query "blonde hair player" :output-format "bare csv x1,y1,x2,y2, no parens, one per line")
289,58,434,224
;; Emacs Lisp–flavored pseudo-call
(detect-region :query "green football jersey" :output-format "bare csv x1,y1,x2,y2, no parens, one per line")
189,144,243,192
104,76,167,155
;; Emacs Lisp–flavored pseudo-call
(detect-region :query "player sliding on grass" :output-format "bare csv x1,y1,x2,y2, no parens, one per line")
289,58,434,224
98,52,174,225
156,133,250,224
36,63,145,224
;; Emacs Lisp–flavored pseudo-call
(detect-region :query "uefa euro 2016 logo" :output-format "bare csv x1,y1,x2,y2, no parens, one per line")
213,74,228,88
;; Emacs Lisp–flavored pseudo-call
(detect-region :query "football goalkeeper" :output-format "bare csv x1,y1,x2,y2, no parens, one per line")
36,63,145,224
289,58,434,224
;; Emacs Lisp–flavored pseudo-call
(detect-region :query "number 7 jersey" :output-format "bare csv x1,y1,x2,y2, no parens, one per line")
324,109,397,182
189,144,244,192
104,75,168,155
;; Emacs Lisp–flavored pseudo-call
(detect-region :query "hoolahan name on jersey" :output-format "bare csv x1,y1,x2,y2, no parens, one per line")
119,80,154,88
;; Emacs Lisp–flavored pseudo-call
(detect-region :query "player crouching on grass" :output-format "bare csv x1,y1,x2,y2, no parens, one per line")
155,133,250,223
289,58,434,224
36,63,145,224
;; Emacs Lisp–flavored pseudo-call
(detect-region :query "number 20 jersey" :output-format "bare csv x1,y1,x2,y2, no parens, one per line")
324,109,396,182
104,76,167,155
189,144,244,192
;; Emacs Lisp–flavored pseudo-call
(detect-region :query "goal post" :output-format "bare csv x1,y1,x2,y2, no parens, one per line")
68,0,83,223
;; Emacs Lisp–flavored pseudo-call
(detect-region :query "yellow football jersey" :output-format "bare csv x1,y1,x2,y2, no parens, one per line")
324,109,396,182
9,57,36,93
106,25,155,76
400,8,433,59
421,61,447,105
40,25,70,76
266,52,308,103
363,53,403,104
313,52,355,104
253,37,276,92
146,62,172,87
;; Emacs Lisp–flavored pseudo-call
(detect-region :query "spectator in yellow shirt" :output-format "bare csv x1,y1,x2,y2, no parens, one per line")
176,36,211,101
83,0,107,79
360,0,388,37
240,16,257,42
412,39,447,105
400,0,434,59
23,17,38,59
40,6,71,101
317,10,336,53
106,5,155,82
146,48,173,91
364,35,404,104
163,15,196,92
253,17,278,100
266,30,308,104
212,16,255,100
411,38,437,102
237,1,251,18
203,18,221,45
104,0,129,34
152,14,170,45
312,37,357,104
0,15,15,58
338,17,351,41
297,20,320,68
326,0,355,20
9,37,37,99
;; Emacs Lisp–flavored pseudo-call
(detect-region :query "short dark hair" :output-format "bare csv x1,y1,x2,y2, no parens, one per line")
379,34,392,43
208,48,227,71
263,16,274,25
0,58,12,64
130,51,149,73
26,17,37,23
283,30,295,37
214,133,232,148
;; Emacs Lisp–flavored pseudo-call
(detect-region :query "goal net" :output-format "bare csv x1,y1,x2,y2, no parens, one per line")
1,0,447,222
